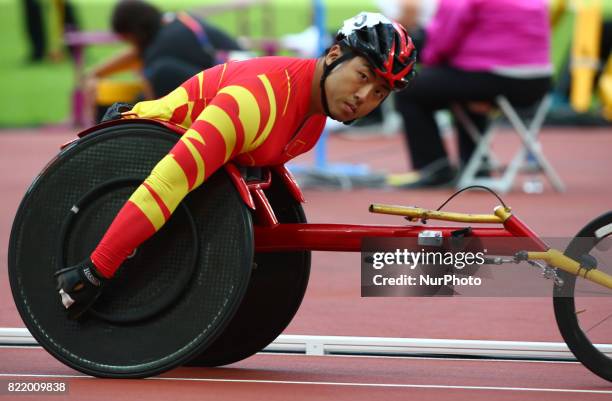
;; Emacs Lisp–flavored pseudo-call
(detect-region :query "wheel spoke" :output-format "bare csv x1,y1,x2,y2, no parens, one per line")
585,312,612,334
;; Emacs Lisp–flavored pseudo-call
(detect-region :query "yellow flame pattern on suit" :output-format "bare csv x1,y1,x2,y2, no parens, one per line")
197,104,237,163
218,85,260,153
183,102,195,127
128,155,189,230
181,133,206,189
131,86,190,127
283,69,291,116
196,71,204,99
126,72,281,230
252,74,277,149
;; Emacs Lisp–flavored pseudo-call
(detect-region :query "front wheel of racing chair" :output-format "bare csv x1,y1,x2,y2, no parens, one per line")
8,121,254,378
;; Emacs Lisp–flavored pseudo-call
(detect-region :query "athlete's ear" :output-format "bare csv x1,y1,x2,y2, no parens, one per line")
324,44,343,66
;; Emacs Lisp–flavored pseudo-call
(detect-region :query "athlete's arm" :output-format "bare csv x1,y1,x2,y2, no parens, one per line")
92,67,289,277
89,47,142,78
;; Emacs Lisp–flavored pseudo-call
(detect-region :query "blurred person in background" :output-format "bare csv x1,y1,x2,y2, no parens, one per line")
380,0,552,188
22,0,46,62
553,19,612,123
22,0,79,62
84,0,242,115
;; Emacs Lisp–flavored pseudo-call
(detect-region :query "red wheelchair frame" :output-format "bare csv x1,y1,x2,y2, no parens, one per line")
63,117,611,287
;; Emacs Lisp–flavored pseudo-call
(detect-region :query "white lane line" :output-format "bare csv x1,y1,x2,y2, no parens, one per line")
0,346,581,364
264,352,580,364
6,329,602,360
0,373,610,394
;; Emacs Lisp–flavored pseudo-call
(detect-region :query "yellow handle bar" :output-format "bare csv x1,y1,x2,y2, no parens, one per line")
369,204,510,224
529,249,612,290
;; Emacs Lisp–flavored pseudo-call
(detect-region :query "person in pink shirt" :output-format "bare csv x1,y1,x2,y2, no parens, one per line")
387,0,552,188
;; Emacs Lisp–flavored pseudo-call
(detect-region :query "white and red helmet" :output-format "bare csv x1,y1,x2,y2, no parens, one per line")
336,12,417,91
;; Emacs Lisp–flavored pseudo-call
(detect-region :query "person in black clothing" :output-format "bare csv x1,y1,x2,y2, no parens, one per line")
22,0,46,61
86,0,242,100
22,0,79,62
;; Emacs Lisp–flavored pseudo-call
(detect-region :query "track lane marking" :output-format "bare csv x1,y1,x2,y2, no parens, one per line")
0,347,582,364
0,373,610,394
261,352,581,364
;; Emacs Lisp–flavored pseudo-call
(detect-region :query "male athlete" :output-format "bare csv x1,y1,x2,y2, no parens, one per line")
55,12,417,319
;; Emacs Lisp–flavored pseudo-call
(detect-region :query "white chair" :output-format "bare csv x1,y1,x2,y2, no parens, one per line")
452,94,565,193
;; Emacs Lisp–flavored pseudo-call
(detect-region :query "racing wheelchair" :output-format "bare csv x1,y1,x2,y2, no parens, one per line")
8,119,612,381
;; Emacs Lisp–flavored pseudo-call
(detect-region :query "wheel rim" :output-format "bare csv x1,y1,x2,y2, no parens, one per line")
553,212,612,381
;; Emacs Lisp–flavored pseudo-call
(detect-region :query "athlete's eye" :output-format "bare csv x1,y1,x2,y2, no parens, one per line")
375,87,389,101
359,72,368,81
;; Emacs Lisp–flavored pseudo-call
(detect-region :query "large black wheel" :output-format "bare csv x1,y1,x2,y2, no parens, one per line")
553,211,612,382
186,170,311,367
8,122,253,378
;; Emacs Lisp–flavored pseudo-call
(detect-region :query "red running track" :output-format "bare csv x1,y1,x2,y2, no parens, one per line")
1,348,611,400
0,126,611,399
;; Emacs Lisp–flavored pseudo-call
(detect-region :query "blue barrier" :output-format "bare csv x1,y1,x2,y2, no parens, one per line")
288,0,384,189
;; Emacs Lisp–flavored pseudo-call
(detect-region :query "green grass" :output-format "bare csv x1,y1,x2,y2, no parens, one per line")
0,0,379,127
0,0,610,126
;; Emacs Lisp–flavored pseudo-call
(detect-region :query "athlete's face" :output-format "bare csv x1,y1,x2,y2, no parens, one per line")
323,47,391,121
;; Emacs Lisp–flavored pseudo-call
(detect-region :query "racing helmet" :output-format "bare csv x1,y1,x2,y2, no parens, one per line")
336,12,417,91
320,12,417,121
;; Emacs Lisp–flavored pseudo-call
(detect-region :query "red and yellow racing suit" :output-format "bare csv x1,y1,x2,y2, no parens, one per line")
91,57,327,278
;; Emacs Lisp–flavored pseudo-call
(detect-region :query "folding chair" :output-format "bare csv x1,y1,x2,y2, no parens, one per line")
452,94,566,193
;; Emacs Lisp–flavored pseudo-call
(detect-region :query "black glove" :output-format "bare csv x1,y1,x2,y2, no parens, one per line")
101,102,134,123
55,259,107,320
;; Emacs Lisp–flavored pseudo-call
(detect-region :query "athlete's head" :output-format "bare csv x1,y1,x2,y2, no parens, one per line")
321,12,417,122
111,0,162,52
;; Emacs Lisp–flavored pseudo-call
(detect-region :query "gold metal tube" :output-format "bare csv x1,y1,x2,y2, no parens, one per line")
493,205,513,222
369,204,504,224
528,249,612,290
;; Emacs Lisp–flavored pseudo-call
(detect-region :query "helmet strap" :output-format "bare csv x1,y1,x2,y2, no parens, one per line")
320,50,355,121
